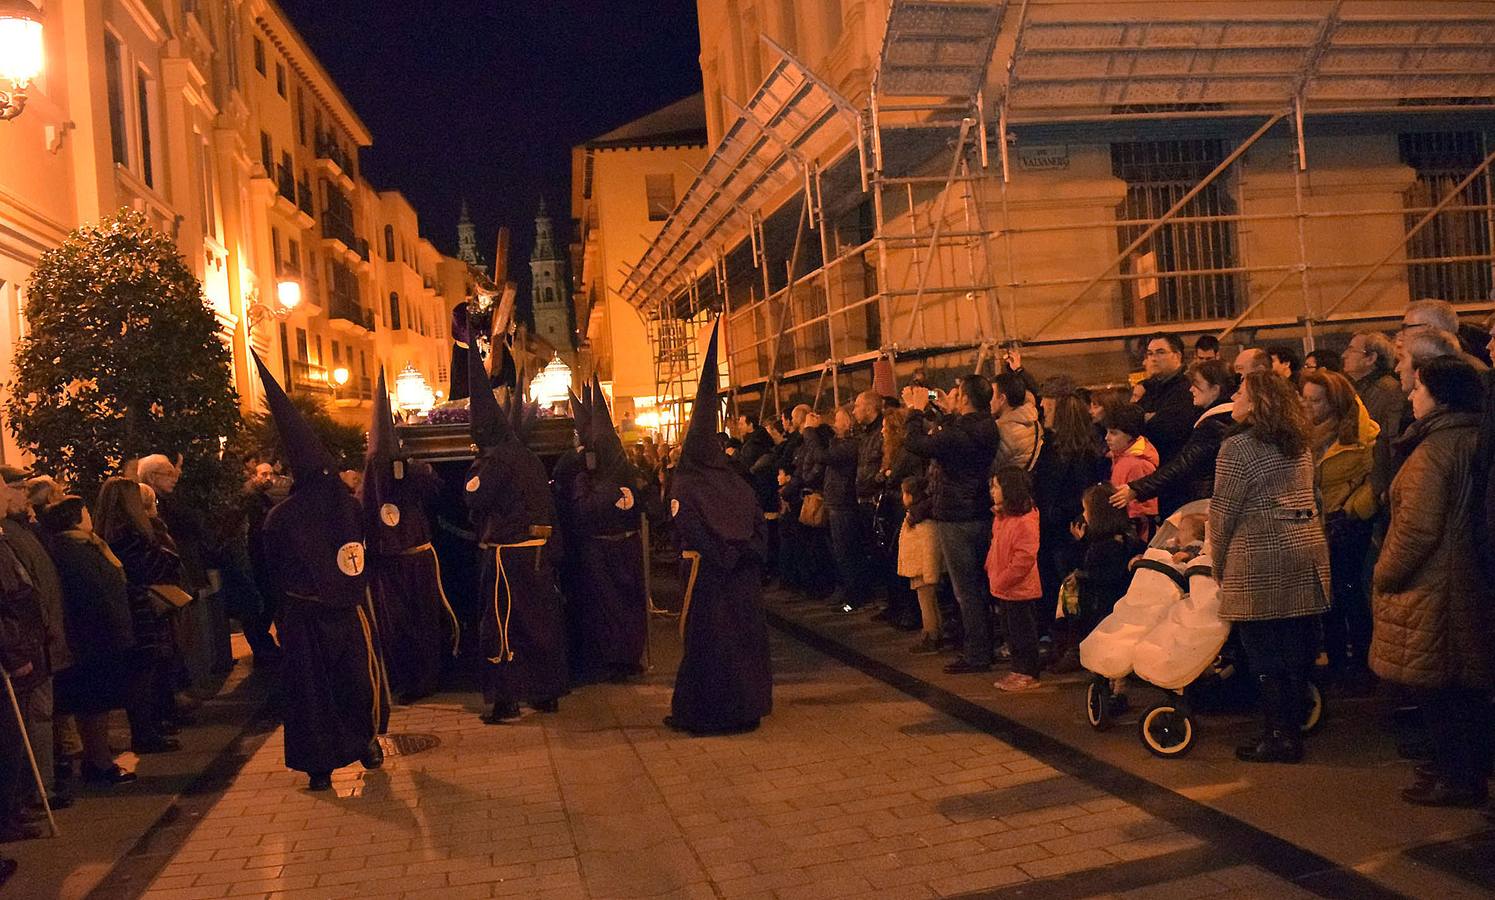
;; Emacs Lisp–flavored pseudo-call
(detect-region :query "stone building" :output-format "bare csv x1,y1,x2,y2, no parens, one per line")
0,0,465,465
625,0,1495,429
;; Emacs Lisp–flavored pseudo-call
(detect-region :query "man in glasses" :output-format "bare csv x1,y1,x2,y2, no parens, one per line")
1135,333,1196,471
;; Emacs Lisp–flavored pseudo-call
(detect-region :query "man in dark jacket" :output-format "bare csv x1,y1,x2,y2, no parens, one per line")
1,477,68,812
0,530,47,844
1344,330,1404,499
809,409,865,610
901,375,1001,673
1136,333,1196,467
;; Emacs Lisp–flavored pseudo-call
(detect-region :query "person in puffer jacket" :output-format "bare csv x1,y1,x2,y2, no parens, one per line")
1371,356,1492,808
1104,404,1159,538
992,372,1044,473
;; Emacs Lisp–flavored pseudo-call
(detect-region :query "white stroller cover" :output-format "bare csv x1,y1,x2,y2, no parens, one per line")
1131,550,1231,690
1077,546,1186,679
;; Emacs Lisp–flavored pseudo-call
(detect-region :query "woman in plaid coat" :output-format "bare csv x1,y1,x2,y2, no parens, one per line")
1209,372,1331,765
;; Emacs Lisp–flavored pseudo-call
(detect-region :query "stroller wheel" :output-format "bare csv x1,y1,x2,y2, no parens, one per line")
1139,701,1196,758
1086,679,1113,731
1302,681,1327,735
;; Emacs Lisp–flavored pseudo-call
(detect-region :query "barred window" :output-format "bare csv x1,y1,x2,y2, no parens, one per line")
1112,140,1242,325
1399,132,1493,304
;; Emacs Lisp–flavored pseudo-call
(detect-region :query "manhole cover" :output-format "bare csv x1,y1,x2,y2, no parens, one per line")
377,733,441,757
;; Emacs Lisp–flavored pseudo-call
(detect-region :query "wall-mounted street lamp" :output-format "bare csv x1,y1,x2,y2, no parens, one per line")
331,366,350,387
244,277,303,331
0,1,44,122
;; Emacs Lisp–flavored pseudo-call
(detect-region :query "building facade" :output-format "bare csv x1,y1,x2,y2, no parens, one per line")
570,93,709,429
625,0,1495,422
0,0,467,468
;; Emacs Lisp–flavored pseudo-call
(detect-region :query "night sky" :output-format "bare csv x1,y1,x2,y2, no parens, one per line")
277,0,702,300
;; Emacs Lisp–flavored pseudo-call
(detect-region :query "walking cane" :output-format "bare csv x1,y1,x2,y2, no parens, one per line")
640,517,653,672
1,669,57,837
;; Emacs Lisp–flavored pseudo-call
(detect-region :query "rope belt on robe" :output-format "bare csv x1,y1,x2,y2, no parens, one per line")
399,542,462,656
596,530,640,542
677,551,702,639
285,590,389,732
478,531,550,664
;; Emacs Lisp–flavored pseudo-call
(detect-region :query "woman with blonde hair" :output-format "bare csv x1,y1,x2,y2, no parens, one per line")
1300,369,1379,692
94,477,185,754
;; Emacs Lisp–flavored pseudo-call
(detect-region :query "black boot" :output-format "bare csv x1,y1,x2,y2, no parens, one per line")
1236,675,1303,764
307,771,333,791
360,738,384,770
481,701,521,724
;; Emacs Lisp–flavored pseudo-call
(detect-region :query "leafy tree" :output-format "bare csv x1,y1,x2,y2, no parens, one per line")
5,210,241,502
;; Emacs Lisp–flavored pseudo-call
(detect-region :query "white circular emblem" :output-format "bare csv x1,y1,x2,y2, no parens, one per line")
465,475,481,493
615,487,635,511
380,503,401,527
670,499,680,517
336,542,365,577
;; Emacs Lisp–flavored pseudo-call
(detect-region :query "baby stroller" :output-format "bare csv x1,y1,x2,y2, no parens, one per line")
1076,500,1326,758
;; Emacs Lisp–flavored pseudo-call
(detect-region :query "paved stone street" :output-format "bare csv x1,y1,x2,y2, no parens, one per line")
11,593,1493,899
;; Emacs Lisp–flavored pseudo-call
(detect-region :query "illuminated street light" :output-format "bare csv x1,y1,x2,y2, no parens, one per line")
331,366,351,387
275,278,302,311
0,1,44,122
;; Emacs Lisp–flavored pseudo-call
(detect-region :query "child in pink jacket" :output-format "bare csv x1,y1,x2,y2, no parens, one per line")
1103,403,1159,539
986,466,1043,692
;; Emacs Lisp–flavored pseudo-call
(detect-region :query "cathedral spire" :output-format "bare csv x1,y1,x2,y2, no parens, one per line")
457,198,484,272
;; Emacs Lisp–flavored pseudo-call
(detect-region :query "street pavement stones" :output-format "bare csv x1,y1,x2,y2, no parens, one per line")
111,614,1316,900
19,603,1408,899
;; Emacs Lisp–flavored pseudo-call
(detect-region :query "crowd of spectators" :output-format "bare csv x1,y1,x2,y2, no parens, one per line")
0,452,296,883
622,298,1495,812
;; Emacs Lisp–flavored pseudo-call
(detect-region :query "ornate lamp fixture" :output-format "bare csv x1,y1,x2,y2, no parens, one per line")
0,1,44,122
244,276,303,331
394,363,435,413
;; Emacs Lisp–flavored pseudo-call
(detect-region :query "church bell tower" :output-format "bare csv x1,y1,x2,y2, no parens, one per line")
529,197,573,353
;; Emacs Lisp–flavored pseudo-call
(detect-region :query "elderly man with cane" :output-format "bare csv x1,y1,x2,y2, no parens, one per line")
0,522,57,882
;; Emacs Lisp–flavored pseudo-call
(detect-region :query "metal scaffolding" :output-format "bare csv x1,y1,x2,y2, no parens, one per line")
626,0,1495,420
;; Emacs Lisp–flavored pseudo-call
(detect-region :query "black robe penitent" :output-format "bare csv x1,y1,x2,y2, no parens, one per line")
557,463,648,683
465,445,569,708
365,460,459,700
670,493,773,732
265,487,387,775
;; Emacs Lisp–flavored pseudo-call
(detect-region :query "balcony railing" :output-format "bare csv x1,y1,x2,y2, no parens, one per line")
314,131,354,178
322,208,357,249
334,375,374,404
275,164,296,204
297,180,315,217
330,298,375,333
290,360,332,393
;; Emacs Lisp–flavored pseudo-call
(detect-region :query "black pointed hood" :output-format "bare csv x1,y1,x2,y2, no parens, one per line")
679,318,727,471
363,367,433,552
256,351,368,611
253,351,337,483
368,367,398,464
467,330,510,449
568,387,590,445
589,373,626,472
670,317,757,543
